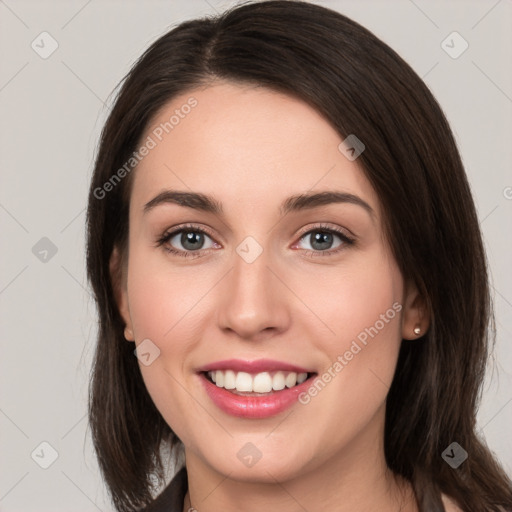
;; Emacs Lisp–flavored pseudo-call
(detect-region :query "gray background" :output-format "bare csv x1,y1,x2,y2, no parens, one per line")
0,0,511,510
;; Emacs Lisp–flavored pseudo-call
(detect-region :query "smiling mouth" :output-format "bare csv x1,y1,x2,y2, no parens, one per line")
202,370,317,395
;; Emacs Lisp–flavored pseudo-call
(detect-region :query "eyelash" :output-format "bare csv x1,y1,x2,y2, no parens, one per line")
155,223,356,259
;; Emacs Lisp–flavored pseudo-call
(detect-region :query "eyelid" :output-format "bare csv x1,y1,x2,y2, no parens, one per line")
294,222,355,241
156,222,217,243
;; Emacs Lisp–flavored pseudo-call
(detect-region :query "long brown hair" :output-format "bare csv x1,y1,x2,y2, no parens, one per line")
85,1,512,510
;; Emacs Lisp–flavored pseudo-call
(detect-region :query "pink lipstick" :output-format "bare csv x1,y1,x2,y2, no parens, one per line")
196,359,317,419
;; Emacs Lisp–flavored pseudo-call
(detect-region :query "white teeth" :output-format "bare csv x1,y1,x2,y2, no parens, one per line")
285,372,297,388
235,372,253,392
253,372,272,393
272,372,285,391
223,370,236,390
297,372,307,384
206,369,310,393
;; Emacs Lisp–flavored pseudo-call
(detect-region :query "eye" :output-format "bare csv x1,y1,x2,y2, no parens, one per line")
293,224,355,256
156,223,355,259
156,224,219,258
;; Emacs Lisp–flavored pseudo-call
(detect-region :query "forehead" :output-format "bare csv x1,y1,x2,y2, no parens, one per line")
131,81,380,218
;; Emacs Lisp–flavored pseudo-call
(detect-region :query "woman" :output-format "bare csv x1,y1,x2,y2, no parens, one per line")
86,1,512,511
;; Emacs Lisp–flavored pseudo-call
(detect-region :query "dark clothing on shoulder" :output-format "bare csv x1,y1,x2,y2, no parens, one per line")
140,466,188,512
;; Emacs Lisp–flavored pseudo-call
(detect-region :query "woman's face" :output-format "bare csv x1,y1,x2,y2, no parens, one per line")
115,81,423,483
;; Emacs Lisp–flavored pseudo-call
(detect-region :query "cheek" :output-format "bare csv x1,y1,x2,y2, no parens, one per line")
126,250,211,342
296,250,403,433
300,246,402,354
124,251,220,437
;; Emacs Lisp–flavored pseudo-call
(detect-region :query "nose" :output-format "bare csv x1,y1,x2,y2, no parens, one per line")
216,246,291,342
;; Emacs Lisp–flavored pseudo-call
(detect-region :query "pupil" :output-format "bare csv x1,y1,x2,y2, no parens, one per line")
182,231,203,250
311,231,332,250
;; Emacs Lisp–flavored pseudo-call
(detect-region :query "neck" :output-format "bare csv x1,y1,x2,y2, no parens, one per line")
182,406,417,512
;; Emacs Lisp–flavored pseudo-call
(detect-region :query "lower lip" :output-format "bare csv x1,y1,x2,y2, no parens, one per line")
199,373,315,419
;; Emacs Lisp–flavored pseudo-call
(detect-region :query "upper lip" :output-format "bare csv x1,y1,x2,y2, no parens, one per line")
197,359,314,374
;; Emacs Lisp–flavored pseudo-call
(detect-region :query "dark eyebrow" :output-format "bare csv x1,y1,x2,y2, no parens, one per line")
144,191,223,215
280,191,374,219
143,190,374,219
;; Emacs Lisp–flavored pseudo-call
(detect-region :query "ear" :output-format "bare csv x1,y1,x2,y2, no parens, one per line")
110,245,134,342
401,279,430,340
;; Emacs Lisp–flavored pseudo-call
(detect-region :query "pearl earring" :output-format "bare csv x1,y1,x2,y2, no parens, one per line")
413,326,421,336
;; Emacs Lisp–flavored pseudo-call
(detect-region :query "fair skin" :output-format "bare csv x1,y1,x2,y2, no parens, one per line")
112,81,443,512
